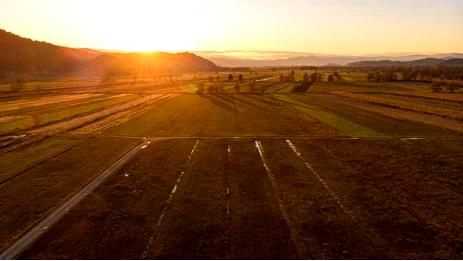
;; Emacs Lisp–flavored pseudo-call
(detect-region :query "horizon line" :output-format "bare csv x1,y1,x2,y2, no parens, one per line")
2,28,462,57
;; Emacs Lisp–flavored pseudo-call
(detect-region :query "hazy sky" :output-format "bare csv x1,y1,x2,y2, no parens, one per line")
0,0,462,54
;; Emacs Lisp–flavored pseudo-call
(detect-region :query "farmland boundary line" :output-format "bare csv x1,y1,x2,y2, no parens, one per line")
12,133,463,140
0,138,150,260
285,139,354,220
139,140,200,259
254,140,310,258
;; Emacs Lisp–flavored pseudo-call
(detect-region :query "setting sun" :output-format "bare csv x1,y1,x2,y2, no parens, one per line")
1,0,463,259
66,0,217,52
2,0,461,54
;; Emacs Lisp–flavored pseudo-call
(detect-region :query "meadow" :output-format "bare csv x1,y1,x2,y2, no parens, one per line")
0,69,462,259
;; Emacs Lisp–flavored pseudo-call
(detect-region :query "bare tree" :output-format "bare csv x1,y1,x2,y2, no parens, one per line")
10,78,24,92
234,84,240,93
289,70,295,82
196,82,205,94
302,72,309,83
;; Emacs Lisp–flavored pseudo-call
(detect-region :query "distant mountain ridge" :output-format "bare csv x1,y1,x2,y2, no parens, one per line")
194,51,463,67
348,58,463,67
0,29,218,75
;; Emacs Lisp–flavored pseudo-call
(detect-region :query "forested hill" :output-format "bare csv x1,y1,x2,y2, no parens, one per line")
80,52,218,75
0,29,99,74
0,29,218,75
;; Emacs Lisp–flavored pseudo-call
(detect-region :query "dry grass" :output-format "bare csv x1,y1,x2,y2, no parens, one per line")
328,91,463,120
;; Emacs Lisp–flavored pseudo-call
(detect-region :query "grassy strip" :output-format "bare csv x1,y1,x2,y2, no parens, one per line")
328,91,463,120
0,95,138,134
351,91,463,104
272,94,385,138
0,137,84,184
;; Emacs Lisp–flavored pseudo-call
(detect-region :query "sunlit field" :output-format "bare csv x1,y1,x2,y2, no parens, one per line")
1,0,463,259
1,68,463,259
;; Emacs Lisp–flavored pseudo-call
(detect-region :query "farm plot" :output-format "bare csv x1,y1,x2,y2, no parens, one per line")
289,138,463,259
309,81,463,101
71,94,176,134
277,94,461,137
327,91,463,120
312,93,463,134
271,94,383,138
0,93,103,115
360,92,463,110
0,94,141,134
19,139,198,259
20,139,299,259
25,94,168,135
1,78,462,260
106,94,341,138
257,139,385,259
17,137,463,259
0,136,82,184
308,81,424,93
0,137,141,252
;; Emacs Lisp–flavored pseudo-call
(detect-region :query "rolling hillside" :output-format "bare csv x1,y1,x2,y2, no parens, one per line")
80,52,218,75
0,29,218,75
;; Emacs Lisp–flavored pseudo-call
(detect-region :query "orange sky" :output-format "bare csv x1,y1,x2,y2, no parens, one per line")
1,0,462,54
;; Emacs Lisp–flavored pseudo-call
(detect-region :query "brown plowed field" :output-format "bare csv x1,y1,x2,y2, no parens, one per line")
1,77,462,259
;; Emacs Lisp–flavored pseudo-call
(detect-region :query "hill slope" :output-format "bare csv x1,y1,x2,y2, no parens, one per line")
0,29,99,74
80,52,218,75
0,29,218,75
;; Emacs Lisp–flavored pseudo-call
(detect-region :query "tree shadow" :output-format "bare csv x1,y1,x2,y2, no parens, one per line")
222,94,270,111
198,94,236,112
245,94,282,107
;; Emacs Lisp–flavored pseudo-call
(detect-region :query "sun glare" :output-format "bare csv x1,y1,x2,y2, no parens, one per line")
70,0,217,52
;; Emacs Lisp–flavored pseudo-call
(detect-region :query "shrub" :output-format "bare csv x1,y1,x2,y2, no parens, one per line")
445,81,459,93
431,82,443,92
10,78,24,92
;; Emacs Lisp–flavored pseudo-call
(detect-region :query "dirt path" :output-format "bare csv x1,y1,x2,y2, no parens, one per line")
0,137,141,253
0,138,147,259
